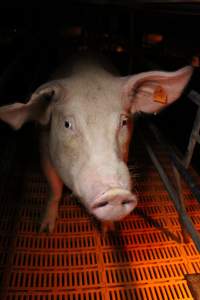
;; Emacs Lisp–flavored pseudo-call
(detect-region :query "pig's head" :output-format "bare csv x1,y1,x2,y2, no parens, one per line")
0,65,192,222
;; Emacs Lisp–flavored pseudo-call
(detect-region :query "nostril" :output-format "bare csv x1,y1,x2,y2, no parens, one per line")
93,201,108,209
122,199,133,205
91,188,138,219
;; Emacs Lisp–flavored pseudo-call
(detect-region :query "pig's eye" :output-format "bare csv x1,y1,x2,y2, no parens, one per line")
120,116,129,127
64,120,72,129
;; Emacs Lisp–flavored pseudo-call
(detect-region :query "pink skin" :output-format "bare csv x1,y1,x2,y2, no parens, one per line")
0,57,193,233
39,106,137,232
46,86,138,228
46,106,137,228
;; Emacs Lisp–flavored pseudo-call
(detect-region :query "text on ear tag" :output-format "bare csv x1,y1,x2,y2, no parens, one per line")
153,86,168,104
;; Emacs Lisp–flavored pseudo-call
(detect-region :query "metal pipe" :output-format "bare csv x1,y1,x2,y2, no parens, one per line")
142,135,200,251
172,163,190,243
184,105,200,168
148,121,200,203
183,90,200,167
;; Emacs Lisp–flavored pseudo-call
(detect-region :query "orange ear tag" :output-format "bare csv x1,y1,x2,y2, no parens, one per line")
153,86,168,104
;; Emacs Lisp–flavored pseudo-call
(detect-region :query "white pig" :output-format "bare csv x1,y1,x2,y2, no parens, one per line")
0,55,192,232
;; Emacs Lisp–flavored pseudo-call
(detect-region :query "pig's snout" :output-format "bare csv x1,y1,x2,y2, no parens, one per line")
90,188,137,221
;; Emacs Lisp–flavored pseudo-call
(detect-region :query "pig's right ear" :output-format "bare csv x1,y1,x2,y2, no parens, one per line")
0,80,64,129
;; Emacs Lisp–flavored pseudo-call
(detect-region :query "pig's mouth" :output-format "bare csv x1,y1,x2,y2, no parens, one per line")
90,188,138,221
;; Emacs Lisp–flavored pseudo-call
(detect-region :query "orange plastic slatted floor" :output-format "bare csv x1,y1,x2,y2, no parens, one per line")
0,138,200,300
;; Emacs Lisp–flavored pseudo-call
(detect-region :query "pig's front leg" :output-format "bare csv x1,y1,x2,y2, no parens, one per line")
40,155,63,233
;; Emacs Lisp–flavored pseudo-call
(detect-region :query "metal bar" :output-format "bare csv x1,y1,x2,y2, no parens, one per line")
148,121,200,203
172,164,190,243
196,135,200,144
171,152,200,203
188,90,200,106
142,136,200,251
182,90,200,168
183,105,200,168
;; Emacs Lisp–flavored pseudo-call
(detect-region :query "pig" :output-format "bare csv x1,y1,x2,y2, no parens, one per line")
0,54,192,232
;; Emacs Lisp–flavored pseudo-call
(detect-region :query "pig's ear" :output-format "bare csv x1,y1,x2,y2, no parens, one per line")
0,80,64,129
123,66,193,114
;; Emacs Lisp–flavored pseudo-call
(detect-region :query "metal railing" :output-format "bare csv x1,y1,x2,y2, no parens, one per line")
141,90,200,251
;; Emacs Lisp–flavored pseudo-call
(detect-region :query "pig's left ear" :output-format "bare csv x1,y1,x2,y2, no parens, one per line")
0,80,64,129
123,66,193,114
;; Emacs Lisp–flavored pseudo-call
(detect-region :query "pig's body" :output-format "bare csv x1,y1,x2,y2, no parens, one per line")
0,54,193,232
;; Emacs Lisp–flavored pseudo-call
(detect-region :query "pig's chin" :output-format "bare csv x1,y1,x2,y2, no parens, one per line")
87,188,138,222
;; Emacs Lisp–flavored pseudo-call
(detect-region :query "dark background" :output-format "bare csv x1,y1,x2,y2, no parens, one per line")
0,2,200,172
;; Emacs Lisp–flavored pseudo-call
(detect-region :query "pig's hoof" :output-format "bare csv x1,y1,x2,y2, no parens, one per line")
40,212,58,233
101,221,116,234
40,219,56,233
